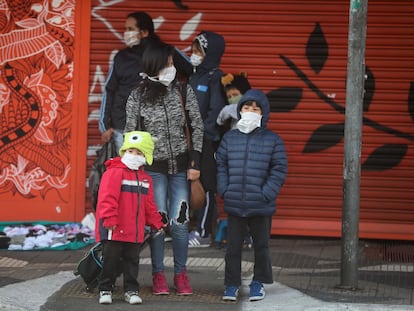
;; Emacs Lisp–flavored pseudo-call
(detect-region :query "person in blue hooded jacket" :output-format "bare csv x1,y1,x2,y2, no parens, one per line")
188,31,227,247
216,89,288,302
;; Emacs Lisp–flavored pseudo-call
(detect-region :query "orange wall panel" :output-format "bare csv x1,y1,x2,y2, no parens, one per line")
0,0,91,222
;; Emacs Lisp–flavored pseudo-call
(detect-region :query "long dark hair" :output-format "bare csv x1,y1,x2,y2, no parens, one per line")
139,42,175,104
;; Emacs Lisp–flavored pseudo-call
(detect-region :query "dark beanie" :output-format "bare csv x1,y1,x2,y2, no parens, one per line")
222,72,251,94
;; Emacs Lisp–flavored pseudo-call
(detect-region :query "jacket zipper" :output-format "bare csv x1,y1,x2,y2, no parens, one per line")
135,171,141,243
163,101,177,172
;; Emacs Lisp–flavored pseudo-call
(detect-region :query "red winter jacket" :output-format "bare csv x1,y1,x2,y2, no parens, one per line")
95,157,163,243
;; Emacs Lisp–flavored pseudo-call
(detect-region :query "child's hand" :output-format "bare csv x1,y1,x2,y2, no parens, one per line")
151,228,164,239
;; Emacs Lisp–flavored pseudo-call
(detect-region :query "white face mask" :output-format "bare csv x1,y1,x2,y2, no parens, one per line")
158,65,176,86
190,53,203,67
124,31,140,47
237,111,262,134
121,153,146,170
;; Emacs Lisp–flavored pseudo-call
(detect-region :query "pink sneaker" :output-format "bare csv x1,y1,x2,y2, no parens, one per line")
152,271,170,295
174,269,192,295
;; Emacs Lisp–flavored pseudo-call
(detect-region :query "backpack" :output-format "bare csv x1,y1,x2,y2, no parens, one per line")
73,242,103,291
73,230,154,291
89,138,117,210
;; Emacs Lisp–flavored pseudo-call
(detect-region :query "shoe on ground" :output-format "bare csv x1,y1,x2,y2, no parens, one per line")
222,285,239,301
188,231,210,248
174,269,192,295
124,291,142,304
152,271,170,295
249,280,265,301
99,291,112,304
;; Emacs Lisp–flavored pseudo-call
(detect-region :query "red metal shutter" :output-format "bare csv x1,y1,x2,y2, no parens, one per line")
87,0,414,239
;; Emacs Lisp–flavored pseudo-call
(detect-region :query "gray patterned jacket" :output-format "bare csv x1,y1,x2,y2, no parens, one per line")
124,82,204,175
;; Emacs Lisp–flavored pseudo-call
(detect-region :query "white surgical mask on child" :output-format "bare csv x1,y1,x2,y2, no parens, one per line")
237,111,262,134
158,65,177,86
190,54,203,67
124,31,140,47
121,153,146,170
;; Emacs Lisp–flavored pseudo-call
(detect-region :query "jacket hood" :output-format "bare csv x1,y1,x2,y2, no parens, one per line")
195,31,225,71
237,89,270,127
104,157,126,169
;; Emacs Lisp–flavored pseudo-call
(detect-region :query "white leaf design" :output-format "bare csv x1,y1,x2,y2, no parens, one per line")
44,41,66,68
34,125,54,144
180,12,203,41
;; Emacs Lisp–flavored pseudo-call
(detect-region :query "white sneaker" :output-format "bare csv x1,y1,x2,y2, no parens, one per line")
99,291,112,304
124,291,142,304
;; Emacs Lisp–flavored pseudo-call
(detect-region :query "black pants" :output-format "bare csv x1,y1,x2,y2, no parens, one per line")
195,138,218,237
194,191,217,237
99,240,141,292
225,214,273,286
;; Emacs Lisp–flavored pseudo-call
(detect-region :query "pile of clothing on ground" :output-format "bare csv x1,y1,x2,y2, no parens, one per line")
0,221,95,251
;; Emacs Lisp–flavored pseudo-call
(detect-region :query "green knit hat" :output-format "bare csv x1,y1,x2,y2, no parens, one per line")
119,131,154,165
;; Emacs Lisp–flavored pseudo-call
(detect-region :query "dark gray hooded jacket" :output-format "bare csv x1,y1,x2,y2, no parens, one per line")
189,31,227,142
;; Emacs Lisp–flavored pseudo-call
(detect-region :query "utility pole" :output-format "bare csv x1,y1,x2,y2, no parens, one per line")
340,0,368,289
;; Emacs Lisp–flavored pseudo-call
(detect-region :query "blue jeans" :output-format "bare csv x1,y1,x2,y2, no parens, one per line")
112,129,124,154
147,170,190,274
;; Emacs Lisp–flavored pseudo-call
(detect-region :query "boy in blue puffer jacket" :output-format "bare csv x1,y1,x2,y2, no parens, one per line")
216,89,288,302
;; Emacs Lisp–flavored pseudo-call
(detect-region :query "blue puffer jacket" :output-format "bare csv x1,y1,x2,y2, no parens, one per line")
216,89,288,217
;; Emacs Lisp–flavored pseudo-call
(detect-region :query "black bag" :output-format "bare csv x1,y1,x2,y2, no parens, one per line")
89,139,117,210
73,231,155,291
73,242,103,291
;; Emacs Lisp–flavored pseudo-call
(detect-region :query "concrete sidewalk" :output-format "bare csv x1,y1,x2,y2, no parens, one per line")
0,237,413,310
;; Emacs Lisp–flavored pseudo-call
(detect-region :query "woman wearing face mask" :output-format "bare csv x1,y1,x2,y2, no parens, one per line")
99,12,192,153
99,12,162,152
124,42,204,296
216,89,288,302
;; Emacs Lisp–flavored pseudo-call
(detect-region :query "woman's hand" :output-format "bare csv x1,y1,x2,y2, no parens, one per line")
102,128,114,142
187,168,200,181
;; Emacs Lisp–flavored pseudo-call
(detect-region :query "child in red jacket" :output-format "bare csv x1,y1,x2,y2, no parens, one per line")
95,131,164,305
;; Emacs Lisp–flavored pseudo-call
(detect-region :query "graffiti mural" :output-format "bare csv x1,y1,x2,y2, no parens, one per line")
0,0,74,199
268,22,414,171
